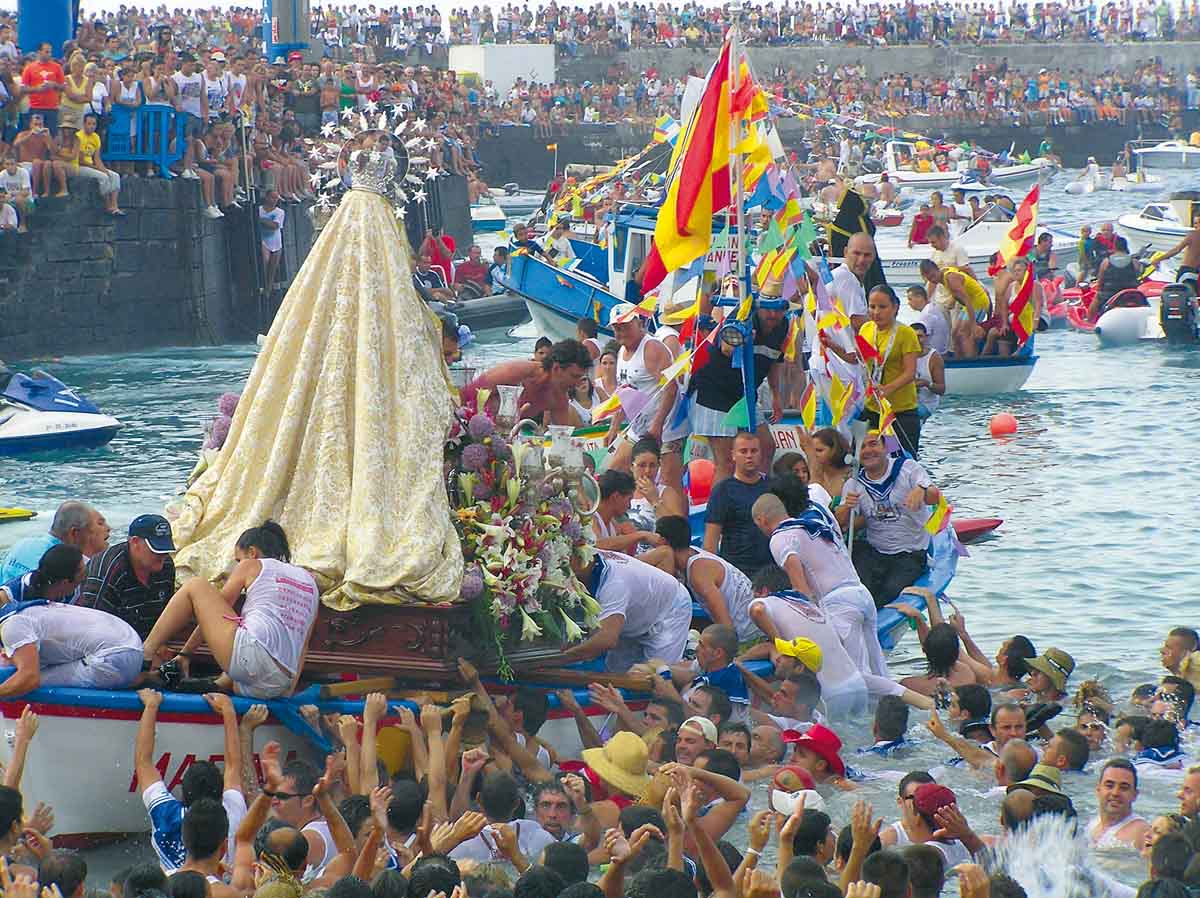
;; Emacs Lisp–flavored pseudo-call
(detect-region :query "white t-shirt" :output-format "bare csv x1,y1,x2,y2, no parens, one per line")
259,205,286,253
830,264,868,320
0,203,17,230
807,483,833,509
172,71,204,118
843,458,933,555
449,818,557,867
0,602,141,665
202,72,229,120
241,558,318,676
548,233,574,262
141,780,248,872
595,550,688,639
768,518,859,601
0,167,30,195
930,242,971,311
915,301,951,355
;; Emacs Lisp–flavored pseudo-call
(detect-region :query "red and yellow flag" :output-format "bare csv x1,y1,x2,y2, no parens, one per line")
989,184,1039,276
641,41,733,292
924,493,951,535
799,382,817,430
1009,265,1037,345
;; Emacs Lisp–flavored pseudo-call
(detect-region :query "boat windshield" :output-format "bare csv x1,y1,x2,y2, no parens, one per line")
959,203,1013,235
1142,205,1167,221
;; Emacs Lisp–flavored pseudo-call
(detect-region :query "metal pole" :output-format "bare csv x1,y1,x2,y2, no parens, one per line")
727,4,757,433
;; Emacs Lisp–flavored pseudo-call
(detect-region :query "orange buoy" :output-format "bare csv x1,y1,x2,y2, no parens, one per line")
989,413,1019,437
688,458,715,504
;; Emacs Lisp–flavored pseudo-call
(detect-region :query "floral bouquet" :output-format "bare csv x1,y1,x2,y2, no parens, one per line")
446,393,601,679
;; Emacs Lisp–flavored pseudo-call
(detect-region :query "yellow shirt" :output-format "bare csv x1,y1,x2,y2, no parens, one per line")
859,320,921,414
76,131,100,168
943,266,992,323
1176,652,1200,691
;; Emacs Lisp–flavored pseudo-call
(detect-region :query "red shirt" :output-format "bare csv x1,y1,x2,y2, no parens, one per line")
455,258,489,287
22,61,64,110
909,211,934,245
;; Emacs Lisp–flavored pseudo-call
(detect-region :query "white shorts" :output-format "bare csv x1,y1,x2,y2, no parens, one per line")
39,646,143,689
228,628,293,698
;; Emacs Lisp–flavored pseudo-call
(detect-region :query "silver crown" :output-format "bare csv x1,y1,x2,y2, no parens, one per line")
348,149,398,196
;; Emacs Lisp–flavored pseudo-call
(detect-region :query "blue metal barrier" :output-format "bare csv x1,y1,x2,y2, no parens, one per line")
105,104,187,179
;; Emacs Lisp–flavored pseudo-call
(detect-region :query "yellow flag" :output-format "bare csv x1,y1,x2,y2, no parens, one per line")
658,348,694,385
800,382,816,430
660,297,700,325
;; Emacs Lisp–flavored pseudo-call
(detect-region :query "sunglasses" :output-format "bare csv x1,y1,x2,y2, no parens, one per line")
268,790,309,801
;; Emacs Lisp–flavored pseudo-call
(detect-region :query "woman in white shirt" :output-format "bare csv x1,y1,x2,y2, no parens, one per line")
140,520,319,698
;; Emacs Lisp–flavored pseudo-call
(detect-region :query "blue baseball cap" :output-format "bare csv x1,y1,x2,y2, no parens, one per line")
128,514,176,554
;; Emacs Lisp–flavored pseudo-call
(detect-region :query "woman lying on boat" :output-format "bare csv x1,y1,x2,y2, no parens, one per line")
141,521,320,699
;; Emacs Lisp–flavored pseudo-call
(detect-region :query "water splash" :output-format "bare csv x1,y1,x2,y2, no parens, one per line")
989,814,1090,898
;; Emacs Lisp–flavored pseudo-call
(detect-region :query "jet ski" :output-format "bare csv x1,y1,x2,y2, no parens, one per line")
0,369,122,454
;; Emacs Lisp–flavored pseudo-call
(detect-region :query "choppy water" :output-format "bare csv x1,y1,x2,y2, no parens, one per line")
2,166,1198,886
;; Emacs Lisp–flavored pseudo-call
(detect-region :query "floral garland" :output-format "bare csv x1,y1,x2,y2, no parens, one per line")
446,396,601,680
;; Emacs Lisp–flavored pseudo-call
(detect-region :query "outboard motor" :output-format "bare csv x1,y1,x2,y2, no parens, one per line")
1159,283,1199,345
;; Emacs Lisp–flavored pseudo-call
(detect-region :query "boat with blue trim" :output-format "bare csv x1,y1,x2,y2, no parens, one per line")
0,369,122,455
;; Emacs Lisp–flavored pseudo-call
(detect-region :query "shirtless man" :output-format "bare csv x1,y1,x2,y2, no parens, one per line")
462,339,592,426
1089,759,1151,850
1155,218,1200,292
13,113,67,197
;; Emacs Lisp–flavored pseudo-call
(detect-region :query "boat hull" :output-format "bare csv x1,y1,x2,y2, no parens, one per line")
0,410,121,455
1118,215,1189,253
1095,304,1157,347
470,215,508,233
943,356,1036,394
1132,150,1200,170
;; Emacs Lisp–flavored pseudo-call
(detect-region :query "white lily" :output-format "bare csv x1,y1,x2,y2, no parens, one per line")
580,592,602,621
506,476,522,509
458,472,477,503
559,609,585,642
510,440,528,474
519,608,543,641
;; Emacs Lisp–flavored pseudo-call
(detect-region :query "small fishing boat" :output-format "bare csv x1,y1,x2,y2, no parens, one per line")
0,370,121,455
470,192,508,233
856,141,1049,191
1130,139,1200,171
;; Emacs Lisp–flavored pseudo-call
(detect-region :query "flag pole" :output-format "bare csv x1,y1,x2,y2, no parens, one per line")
727,0,757,433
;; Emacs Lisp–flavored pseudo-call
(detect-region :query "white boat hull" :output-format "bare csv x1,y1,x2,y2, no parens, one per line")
1132,148,1200,170
859,164,1044,192
943,359,1035,395
1117,215,1189,253
1094,302,1159,347
0,407,122,454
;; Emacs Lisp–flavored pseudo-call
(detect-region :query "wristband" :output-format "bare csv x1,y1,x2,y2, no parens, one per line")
656,665,671,679
744,848,761,859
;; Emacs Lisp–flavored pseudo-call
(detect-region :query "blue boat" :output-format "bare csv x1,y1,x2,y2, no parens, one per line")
0,370,122,455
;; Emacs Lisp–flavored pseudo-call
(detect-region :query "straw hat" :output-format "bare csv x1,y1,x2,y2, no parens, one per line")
760,275,784,298
1026,647,1075,692
1007,763,1065,797
580,731,651,798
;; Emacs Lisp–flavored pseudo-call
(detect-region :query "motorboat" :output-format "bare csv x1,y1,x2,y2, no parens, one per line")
856,140,1049,191
1118,191,1200,252
1130,139,1200,170
1066,170,1163,195
470,192,507,233
868,203,1076,288
0,369,121,454
490,183,549,217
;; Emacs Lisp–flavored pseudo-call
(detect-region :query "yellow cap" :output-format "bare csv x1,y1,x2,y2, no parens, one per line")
375,725,412,776
774,637,823,672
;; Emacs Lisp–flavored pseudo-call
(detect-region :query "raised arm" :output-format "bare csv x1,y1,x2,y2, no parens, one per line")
359,692,387,795
135,689,163,792
203,693,243,795
232,742,280,893
839,800,883,894
420,704,448,823
337,714,362,796
2,707,37,791
926,711,995,770
681,781,734,898
556,689,605,749
237,704,268,798
311,756,357,884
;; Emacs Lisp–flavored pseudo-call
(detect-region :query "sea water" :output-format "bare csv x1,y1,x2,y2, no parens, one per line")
0,168,1195,887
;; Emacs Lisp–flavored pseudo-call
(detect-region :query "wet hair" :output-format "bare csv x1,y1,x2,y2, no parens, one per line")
955,684,992,720
180,760,224,807
441,319,459,343
40,851,87,898
874,695,909,742
371,870,408,898
598,469,636,500
29,544,83,595
770,472,811,518
991,701,1025,728
1169,628,1199,651
541,339,592,372
861,850,910,898
897,770,935,798
559,885,603,898
791,810,833,858
772,452,808,480
236,519,291,562
702,624,738,664
542,841,589,885
1116,714,1151,745
1101,757,1140,789
514,866,566,898
1002,636,1037,678
339,795,372,838
511,688,549,734
631,436,661,461
812,428,851,471
166,872,206,898
718,721,751,747
0,785,22,837
1054,728,1090,771
751,563,791,595
387,779,426,834
918,259,940,278
329,876,374,898
655,515,692,550
646,698,686,730
576,317,598,339
907,285,928,301
405,856,461,898
1153,834,1193,881
123,865,168,898
901,845,945,898
1137,880,1191,898
619,805,666,838
480,772,523,821
181,797,228,860
1161,676,1196,718
923,624,961,678
626,868,697,898
697,747,740,783
990,874,1028,898
534,337,553,352
692,685,732,725
836,823,881,866
785,668,823,711
869,284,901,307
1143,719,1181,752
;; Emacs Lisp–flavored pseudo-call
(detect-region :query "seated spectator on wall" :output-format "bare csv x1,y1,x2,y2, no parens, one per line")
13,114,67,198
74,113,125,216
0,156,33,231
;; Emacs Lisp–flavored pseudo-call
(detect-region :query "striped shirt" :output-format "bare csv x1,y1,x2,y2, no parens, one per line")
77,542,175,639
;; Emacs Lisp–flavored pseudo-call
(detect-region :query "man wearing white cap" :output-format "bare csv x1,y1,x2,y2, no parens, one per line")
603,305,685,487
675,716,717,765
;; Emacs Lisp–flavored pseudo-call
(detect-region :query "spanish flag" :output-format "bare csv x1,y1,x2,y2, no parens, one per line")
640,41,733,293
924,493,951,535
1008,264,1036,345
799,382,817,430
546,143,558,151
989,184,1039,276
